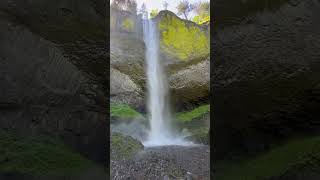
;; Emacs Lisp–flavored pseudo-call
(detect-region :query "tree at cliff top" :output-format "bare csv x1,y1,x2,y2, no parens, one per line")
163,1,169,10
150,9,159,18
192,1,210,24
176,0,195,20
111,0,137,14
138,2,147,17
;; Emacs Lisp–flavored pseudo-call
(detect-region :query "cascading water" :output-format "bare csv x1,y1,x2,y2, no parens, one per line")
142,17,192,147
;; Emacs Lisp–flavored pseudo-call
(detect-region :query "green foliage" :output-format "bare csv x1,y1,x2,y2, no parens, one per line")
110,104,141,119
122,18,134,31
176,104,210,122
110,132,143,160
159,14,209,61
150,9,159,18
0,131,92,175
192,1,210,24
215,136,320,180
193,14,210,24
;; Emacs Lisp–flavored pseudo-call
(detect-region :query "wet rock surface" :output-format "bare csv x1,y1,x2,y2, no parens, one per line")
0,0,107,164
111,145,210,180
212,0,320,160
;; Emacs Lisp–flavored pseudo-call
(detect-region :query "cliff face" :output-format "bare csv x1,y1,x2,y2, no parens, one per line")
212,0,320,159
110,10,210,111
0,0,107,164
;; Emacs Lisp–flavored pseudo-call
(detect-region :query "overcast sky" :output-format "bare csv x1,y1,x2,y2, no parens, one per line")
111,0,210,19
136,0,208,18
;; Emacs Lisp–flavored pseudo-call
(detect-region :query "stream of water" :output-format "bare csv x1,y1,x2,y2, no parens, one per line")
142,18,192,147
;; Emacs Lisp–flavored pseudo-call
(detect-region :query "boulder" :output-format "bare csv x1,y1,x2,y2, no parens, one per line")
110,68,144,109
169,57,210,110
110,132,144,161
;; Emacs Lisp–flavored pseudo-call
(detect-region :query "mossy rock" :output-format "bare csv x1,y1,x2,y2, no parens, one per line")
111,104,142,119
110,104,147,124
155,10,209,62
175,105,210,144
110,133,144,160
0,131,93,176
122,18,135,32
175,105,210,134
176,104,210,122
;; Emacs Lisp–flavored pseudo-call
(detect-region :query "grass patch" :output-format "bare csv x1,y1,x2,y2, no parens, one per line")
110,104,141,119
0,131,93,176
215,136,320,180
176,104,210,122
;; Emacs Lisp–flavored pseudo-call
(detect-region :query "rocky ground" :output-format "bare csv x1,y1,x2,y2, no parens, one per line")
111,145,210,180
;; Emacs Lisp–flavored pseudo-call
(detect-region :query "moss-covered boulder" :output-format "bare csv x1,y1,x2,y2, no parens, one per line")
110,133,144,161
110,103,146,124
110,103,148,141
155,10,209,63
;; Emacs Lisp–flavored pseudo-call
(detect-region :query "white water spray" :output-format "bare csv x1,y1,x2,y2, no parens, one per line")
142,17,192,147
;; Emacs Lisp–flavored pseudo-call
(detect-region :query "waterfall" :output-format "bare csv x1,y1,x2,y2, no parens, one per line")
142,18,192,147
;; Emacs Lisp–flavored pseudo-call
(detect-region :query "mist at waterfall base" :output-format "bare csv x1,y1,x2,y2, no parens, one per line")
142,18,193,147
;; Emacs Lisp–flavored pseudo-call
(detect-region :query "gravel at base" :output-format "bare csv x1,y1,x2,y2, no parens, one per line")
111,145,210,180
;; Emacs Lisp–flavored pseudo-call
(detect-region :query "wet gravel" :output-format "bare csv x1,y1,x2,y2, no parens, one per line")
111,145,210,180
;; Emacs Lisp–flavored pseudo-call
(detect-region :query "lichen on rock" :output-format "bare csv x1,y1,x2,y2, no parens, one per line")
122,18,134,32
156,10,209,61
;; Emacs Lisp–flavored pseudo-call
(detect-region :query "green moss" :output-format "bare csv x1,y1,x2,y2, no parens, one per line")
215,136,320,180
176,104,210,122
193,14,210,25
176,104,210,144
110,133,143,160
158,14,209,61
0,131,93,176
122,18,134,32
110,104,141,119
